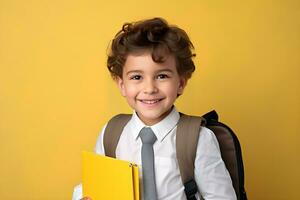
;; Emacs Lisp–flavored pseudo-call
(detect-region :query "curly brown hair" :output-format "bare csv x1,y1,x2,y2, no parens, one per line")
107,17,196,80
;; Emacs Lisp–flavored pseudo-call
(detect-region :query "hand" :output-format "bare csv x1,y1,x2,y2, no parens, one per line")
80,197,92,200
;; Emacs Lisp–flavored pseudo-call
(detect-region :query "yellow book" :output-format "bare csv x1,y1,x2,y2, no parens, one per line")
82,151,140,200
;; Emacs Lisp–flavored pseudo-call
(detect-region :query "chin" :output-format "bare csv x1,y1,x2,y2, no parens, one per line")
140,112,161,120
139,110,167,123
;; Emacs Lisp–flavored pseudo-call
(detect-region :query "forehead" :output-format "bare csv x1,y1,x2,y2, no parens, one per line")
123,52,177,72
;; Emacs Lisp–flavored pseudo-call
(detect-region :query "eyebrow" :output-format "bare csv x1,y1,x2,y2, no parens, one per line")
126,68,174,76
156,69,174,73
126,70,143,76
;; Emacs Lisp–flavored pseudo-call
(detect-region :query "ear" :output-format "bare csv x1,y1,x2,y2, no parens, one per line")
115,77,126,97
177,76,187,95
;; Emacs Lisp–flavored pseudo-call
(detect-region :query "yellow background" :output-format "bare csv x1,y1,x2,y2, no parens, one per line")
0,0,299,199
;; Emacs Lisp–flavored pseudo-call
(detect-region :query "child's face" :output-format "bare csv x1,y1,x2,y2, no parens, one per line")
116,52,187,125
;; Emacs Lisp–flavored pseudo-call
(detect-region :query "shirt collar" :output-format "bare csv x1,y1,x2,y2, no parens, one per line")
129,106,180,142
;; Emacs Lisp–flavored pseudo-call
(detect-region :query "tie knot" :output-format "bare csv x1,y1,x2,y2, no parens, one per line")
139,127,157,145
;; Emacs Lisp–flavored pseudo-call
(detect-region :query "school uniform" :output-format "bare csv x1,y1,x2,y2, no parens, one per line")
72,106,237,200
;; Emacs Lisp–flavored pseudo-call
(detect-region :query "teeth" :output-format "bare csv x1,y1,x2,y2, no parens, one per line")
141,100,160,104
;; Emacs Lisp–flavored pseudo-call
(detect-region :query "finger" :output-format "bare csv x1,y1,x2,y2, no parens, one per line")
80,197,91,200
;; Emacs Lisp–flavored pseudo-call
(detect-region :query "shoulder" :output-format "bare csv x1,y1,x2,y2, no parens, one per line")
197,126,220,151
94,113,134,154
105,113,133,130
199,126,216,139
103,113,133,132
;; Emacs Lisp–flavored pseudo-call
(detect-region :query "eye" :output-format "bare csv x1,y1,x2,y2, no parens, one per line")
157,74,169,79
130,75,142,80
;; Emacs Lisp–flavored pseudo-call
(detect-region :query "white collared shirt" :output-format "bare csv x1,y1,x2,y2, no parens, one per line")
72,107,237,200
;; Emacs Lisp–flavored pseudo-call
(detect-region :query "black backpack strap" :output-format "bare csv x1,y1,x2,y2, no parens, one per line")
202,110,218,123
103,114,131,158
176,113,206,200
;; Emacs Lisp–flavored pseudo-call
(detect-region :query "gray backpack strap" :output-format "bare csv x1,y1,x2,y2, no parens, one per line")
176,113,206,200
103,114,131,158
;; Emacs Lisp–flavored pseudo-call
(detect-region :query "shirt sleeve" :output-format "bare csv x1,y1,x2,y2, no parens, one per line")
71,124,107,200
194,127,237,200
94,123,107,155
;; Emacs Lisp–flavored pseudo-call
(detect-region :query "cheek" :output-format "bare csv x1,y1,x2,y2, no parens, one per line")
124,85,139,98
161,83,179,98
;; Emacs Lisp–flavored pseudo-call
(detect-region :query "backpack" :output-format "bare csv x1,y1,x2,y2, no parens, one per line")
103,110,247,200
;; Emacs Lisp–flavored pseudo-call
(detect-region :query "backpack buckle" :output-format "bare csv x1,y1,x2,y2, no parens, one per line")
184,179,198,200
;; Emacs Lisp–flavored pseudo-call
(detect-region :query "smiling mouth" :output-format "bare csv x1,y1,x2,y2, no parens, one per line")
139,99,163,104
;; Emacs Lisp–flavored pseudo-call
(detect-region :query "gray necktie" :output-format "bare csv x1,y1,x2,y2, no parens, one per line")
139,127,158,200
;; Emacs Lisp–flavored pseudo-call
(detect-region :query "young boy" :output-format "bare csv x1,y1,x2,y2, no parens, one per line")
73,17,236,200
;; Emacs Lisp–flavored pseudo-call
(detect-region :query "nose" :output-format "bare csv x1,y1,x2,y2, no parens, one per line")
143,79,158,94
